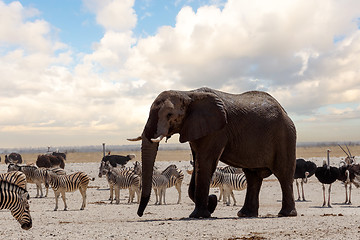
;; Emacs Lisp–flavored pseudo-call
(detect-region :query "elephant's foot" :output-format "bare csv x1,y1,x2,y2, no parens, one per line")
189,207,211,218
278,208,297,217
237,207,258,218
208,194,217,214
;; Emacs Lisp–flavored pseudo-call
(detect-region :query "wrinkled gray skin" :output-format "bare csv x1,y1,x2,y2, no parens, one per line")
130,87,297,218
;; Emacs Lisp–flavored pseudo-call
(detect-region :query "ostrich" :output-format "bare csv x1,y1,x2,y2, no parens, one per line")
5,153,23,164
315,149,340,207
294,158,317,201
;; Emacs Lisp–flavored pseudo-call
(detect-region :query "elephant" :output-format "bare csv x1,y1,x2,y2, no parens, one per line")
128,87,297,218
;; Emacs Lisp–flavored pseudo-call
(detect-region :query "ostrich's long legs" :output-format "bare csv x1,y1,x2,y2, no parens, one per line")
322,184,326,207
327,184,332,208
296,179,301,201
301,179,305,201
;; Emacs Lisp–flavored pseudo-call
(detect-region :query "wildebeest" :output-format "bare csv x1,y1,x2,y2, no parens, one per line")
101,154,136,167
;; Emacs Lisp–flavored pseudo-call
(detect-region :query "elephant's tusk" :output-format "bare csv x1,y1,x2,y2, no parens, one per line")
151,135,165,143
127,136,142,141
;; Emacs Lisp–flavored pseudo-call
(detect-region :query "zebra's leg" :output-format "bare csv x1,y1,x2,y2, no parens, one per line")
154,188,159,205
54,191,60,211
162,188,166,205
230,190,236,206
40,183,44,198
109,183,113,201
222,187,227,205
115,186,120,204
35,183,40,198
136,187,140,203
61,191,67,211
175,183,181,204
158,188,163,205
79,187,87,210
223,187,230,206
128,188,134,203
45,184,49,198
219,186,223,202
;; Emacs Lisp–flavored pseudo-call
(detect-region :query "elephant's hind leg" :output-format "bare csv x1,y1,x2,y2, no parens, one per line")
274,171,297,217
238,168,268,217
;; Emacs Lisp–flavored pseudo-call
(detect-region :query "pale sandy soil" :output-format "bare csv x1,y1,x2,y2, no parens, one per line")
1,154,360,239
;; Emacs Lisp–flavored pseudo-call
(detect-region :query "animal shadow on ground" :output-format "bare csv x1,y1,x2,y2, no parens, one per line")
295,199,312,202
132,216,238,223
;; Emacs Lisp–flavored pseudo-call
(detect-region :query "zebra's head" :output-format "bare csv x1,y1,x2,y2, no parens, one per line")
133,161,142,176
44,170,56,188
17,192,32,230
7,163,20,172
98,161,107,178
162,164,181,178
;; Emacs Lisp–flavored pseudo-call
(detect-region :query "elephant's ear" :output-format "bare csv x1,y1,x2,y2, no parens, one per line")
179,93,227,143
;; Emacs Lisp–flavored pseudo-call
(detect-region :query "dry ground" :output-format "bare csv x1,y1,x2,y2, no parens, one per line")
18,144,360,164
1,145,360,239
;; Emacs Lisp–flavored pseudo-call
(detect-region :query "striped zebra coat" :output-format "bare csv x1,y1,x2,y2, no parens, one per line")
0,180,32,230
8,164,48,198
133,161,184,204
211,171,247,206
152,165,181,205
221,172,247,206
99,161,138,203
45,171,94,211
0,171,27,189
104,163,141,204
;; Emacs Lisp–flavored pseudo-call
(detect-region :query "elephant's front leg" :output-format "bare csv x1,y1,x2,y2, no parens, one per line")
188,147,222,218
188,170,217,218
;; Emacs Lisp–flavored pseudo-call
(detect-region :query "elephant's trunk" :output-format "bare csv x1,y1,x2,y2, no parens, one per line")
137,136,159,217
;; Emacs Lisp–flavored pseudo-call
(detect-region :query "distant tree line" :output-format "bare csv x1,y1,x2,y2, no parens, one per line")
1,142,359,154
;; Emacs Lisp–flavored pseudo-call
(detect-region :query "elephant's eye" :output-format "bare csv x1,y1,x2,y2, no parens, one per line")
167,113,173,119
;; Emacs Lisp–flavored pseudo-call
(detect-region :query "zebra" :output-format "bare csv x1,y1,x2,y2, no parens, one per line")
210,170,225,202
0,171,27,189
133,162,184,204
49,167,67,176
8,164,48,198
99,161,135,201
217,165,243,174
211,171,247,205
221,172,247,206
102,162,141,204
165,168,183,204
152,164,181,205
44,171,94,211
0,180,32,230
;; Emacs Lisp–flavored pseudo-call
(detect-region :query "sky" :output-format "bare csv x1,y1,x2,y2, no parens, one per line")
0,0,360,149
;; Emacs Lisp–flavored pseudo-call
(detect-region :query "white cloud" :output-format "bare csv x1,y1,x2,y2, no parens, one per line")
83,0,137,31
1,0,360,147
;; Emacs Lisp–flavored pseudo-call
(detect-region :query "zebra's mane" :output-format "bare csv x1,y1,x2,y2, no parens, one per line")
161,164,177,174
0,180,28,193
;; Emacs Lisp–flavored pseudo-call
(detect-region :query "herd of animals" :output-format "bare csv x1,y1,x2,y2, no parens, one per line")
0,144,359,231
